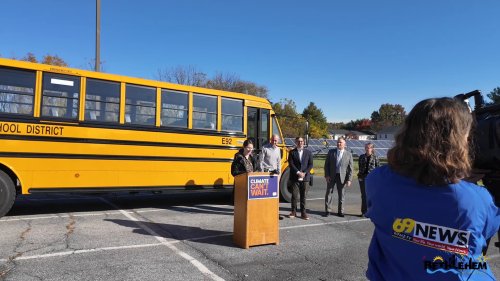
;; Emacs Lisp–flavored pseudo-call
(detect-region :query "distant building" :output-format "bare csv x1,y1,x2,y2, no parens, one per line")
329,129,349,140
329,129,375,140
376,126,401,140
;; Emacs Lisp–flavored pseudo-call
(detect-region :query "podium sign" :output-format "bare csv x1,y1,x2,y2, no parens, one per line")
233,172,280,249
248,175,279,200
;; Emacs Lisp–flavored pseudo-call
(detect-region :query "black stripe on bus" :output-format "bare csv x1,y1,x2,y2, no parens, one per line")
0,115,246,138
0,134,240,150
28,185,234,193
0,152,233,162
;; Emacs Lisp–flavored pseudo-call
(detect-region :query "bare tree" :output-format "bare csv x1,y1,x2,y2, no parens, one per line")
15,52,68,67
41,54,68,67
157,65,268,98
85,57,105,72
21,52,38,63
232,80,268,98
157,65,207,87
206,72,268,98
205,72,240,91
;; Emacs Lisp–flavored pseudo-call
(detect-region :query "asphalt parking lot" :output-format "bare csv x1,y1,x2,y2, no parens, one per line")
0,178,498,281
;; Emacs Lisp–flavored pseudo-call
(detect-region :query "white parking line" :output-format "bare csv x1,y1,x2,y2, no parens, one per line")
0,234,242,263
0,217,371,263
281,218,369,229
0,205,236,223
2,214,498,271
0,205,233,223
0,209,165,222
99,198,225,281
0,243,162,262
1,240,498,265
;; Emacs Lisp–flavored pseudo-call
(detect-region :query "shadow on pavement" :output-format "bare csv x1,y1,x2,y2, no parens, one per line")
5,191,232,217
105,218,237,248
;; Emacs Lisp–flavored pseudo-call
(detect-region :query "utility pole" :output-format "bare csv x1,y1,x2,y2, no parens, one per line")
95,0,101,72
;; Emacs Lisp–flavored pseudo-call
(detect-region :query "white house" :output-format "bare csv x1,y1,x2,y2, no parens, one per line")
329,129,350,140
329,129,375,140
376,126,401,140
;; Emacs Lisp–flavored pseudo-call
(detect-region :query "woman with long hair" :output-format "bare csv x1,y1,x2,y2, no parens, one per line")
365,97,499,281
231,139,256,177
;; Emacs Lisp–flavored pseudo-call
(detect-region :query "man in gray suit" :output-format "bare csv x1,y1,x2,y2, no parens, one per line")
324,136,353,217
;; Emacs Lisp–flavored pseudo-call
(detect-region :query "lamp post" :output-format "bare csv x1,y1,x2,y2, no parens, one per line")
95,0,101,72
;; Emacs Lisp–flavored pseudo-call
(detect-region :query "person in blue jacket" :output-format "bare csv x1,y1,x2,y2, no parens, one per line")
365,97,499,281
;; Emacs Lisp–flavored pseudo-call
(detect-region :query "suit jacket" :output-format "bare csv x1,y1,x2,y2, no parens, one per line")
324,148,353,184
288,148,313,182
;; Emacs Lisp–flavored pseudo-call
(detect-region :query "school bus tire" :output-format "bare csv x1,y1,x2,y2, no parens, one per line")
0,170,16,218
279,168,292,203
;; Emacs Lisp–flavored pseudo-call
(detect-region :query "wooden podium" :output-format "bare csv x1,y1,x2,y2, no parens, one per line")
233,172,280,249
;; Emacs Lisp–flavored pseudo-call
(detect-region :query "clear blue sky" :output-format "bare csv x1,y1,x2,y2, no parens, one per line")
1,0,499,123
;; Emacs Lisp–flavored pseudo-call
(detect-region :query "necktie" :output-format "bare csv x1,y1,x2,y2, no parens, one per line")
336,150,342,170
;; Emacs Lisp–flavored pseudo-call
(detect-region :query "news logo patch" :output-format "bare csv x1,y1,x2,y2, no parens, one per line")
392,218,470,255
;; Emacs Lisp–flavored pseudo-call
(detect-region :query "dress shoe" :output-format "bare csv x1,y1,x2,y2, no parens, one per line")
338,213,345,217
301,213,309,220
288,212,296,218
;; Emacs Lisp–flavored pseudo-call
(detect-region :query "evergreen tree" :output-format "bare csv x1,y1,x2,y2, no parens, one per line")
302,102,328,138
487,87,500,104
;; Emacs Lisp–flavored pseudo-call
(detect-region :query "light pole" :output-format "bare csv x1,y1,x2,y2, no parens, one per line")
95,0,101,72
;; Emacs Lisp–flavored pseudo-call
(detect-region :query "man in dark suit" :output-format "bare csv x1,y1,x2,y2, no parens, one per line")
324,136,353,217
287,137,314,220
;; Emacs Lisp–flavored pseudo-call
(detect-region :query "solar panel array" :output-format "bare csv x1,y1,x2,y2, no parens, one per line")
284,138,394,158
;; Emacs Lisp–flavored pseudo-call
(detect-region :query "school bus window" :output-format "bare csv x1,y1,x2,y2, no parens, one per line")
193,94,217,130
272,116,283,144
247,108,258,145
0,67,35,115
85,79,120,122
221,98,243,132
41,73,80,119
125,84,156,125
259,109,270,148
161,89,188,128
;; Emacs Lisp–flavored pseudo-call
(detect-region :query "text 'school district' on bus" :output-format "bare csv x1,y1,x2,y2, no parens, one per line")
0,58,294,217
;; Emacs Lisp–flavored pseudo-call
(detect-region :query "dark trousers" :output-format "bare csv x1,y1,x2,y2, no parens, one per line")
359,179,367,214
291,181,309,214
325,174,346,214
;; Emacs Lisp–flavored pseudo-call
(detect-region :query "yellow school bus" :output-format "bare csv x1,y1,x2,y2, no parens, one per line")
0,58,293,217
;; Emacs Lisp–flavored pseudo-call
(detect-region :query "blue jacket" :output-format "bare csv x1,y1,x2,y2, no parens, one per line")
366,165,499,281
